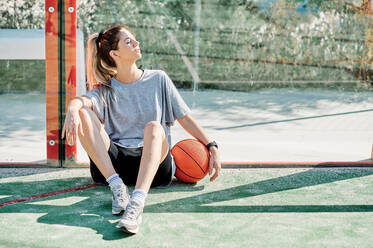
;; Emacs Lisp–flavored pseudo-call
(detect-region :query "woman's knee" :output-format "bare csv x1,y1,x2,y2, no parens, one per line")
144,121,165,139
78,107,91,121
79,107,101,130
78,107,110,150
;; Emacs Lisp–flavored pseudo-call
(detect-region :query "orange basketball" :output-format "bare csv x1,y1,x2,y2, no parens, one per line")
171,139,210,183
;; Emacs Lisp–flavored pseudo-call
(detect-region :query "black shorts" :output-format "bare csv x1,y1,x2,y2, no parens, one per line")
89,141,173,188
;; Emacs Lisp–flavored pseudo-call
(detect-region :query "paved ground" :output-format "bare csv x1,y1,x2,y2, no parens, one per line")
1,167,373,247
1,88,373,163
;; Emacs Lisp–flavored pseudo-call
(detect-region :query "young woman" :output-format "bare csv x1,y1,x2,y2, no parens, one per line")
62,24,221,234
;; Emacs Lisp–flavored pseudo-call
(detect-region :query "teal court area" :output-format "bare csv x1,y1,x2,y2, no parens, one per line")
1,167,373,247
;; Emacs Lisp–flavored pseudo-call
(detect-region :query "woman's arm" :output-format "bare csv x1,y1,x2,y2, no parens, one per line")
177,114,221,182
62,96,93,145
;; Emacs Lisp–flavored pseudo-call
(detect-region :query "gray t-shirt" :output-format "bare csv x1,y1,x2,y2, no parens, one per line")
84,69,190,153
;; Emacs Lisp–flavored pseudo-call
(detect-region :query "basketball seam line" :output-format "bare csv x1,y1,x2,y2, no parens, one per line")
176,165,203,180
175,144,207,175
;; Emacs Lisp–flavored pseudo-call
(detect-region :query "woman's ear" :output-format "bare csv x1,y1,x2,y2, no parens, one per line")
109,50,119,60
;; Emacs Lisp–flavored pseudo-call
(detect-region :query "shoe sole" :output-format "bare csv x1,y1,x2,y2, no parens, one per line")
112,208,124,215
116,215,142,234
118,225,139,234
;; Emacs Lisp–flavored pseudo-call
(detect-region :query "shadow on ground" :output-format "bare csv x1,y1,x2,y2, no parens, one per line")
147,168,373,213
1,168,373,240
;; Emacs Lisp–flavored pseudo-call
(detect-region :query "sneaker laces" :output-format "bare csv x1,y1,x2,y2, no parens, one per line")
113,185,128,204
125,201,142,221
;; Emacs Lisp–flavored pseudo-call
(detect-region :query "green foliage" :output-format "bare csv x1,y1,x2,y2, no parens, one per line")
1,0,372,92
0,0,44,29
165,0,193,29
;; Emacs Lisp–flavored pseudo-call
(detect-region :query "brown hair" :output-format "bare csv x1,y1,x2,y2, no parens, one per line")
86,24,135,91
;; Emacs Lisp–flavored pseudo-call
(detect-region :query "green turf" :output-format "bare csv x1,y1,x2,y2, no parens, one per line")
1,168,373,247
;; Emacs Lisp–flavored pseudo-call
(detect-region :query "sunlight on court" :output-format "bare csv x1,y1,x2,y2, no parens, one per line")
27,196,89,206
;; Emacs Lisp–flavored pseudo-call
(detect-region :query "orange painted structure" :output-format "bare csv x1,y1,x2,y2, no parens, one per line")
45,0,77,166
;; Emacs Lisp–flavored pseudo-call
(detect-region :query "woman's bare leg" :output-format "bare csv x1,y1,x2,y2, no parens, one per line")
78,107,115,179
78,107,130,215
117,121,169,234
135,121,169,192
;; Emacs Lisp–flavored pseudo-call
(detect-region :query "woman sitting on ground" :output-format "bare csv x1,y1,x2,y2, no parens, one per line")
62,24,221,234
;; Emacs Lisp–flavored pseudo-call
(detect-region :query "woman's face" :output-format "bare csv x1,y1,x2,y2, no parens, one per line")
113,28,142,62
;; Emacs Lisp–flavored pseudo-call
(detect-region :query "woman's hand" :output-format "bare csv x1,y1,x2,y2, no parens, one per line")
61,107,84,146
208,147,221,182
176,114,222,181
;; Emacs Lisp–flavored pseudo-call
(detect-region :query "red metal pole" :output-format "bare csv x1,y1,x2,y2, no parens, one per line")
45,0,77,166
45,0,60,166
64,0,77,163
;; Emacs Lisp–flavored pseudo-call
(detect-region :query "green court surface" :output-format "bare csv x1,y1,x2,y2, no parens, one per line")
1,167,373,248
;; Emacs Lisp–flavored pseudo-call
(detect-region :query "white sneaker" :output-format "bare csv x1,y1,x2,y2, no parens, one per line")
111,183,130,215
116,199,144,234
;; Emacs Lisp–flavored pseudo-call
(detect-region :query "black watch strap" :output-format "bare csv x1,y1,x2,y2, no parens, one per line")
206,141,218,150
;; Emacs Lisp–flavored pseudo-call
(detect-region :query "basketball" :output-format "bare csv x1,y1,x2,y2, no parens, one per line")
171,139,210,183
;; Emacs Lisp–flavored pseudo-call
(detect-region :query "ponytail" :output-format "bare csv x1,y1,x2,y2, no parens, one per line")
86,34,98,91
86,33,118,104
86,34,121,90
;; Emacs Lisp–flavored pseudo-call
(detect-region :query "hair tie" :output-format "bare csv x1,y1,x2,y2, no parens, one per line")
96,31,104,48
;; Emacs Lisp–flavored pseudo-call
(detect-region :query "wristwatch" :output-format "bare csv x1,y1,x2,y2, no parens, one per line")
206,141,218,151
